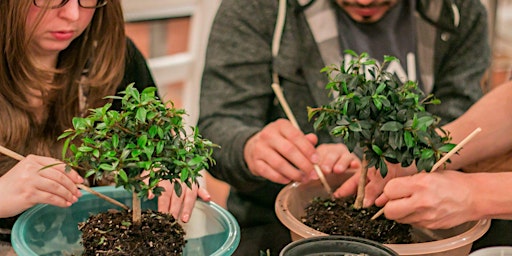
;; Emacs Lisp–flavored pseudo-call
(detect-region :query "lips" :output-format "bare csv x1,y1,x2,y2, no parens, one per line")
349,7,381,17
51,31,74,41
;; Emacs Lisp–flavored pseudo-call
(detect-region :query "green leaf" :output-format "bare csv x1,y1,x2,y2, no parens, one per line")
112,134,119,148
373,98,382,110
99,164,115,171
136,108,147,123
78,146,94,152
380,121,403,132
372,144,383,155
420,149,434,159
118,170,128,183
404,131,414,148
173,181,183,197
137,135,148,148
348,122,362,132
438,143,456,153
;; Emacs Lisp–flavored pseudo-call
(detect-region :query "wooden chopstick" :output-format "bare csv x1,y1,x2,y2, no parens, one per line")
271,83,334,198
370,127,482,220
0,145,129,210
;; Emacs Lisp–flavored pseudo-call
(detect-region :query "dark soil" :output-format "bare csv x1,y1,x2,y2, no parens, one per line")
302,196,413,244
79,209,186,256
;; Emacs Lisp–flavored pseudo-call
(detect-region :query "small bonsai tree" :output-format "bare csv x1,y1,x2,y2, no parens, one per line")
308,51,455,209
59,84,216,224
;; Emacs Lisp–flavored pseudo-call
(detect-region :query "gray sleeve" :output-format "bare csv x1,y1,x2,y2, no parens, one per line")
197,0,277,192
428,0,491,124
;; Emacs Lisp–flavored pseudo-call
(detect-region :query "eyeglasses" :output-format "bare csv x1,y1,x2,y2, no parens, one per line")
33,0,108,9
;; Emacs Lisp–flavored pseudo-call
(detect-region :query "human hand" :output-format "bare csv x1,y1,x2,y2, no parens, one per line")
244,119,319,184
333,162,417,207
311,143,361,180
376,170,477,229
0,154,83,218
152,179,210,223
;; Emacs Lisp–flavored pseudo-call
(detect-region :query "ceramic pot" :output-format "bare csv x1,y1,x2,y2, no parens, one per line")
280,235,399,256
275,173,491,256
12,186,240,256
469,246,512,256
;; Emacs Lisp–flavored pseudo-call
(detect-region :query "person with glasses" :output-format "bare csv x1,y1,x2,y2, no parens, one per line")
0,0,210,243
199,0,490,254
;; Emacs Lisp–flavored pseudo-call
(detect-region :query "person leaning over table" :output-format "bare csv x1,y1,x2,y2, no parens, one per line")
335,81,512,251
0,0,209,243
198,0,490,254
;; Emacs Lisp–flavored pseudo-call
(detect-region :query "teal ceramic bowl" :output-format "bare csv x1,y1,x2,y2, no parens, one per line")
12,186,240,256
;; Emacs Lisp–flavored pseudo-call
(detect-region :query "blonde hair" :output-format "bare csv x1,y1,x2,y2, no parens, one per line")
0,0,126,174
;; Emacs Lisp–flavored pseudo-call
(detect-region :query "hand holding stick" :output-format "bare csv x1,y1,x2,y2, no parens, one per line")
271,83,334,198
370,127,482,220
0,145,129,210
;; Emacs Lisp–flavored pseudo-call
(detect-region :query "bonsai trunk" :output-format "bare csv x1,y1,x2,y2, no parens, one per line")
354,156,368,209
132,192,141,224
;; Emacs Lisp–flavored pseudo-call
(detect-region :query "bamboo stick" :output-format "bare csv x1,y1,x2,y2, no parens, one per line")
271,83,334,197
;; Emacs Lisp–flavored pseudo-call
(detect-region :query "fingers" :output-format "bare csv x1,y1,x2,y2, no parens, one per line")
262,120,316,174
382,175,417,200
333,173,359,198
197,187,211,202
251,145,301,183
25,155,82,205
245,119,317,183
157,181,205,223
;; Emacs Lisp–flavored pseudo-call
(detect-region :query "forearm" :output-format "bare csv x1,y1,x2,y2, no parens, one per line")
443,82,512,169
469,172,512,220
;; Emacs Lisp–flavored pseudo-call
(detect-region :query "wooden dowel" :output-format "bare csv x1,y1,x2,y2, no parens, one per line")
370,127,482,220
271,83,333,197
0,145,129,210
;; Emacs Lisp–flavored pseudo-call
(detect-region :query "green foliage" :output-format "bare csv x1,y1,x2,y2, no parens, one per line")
59,84,217,199
308,51,455,177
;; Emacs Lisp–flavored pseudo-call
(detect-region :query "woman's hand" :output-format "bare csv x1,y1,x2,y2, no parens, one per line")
0,154,83,218
153,180,210,223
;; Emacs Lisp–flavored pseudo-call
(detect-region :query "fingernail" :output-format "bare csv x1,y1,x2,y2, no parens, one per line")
363,198,371,208
72,196,78,202
76,190,82,197
311,154,319,163
182,214,190,223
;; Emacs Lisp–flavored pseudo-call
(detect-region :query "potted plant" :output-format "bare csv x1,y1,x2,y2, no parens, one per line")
59,84,217,254
308,50,455,209
275,51,490,256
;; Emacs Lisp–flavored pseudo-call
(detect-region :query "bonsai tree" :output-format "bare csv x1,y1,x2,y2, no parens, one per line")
307,51,455,209
59,84,216,224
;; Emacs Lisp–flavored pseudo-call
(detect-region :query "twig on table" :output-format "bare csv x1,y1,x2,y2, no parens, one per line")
370,127,482,220
271,83,334,198
0,144,129,210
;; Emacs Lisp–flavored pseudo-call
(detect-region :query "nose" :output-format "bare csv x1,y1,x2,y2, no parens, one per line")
58,0,80,21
